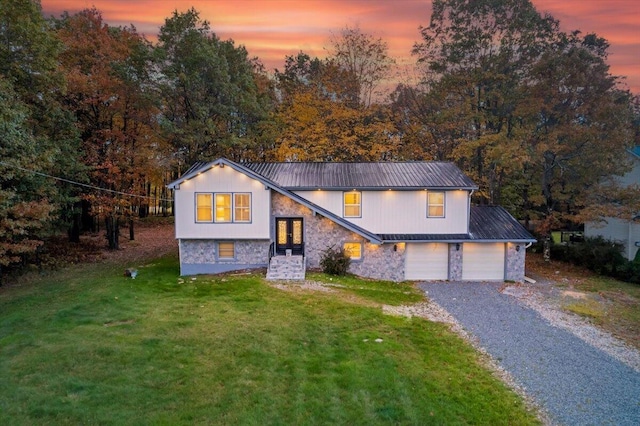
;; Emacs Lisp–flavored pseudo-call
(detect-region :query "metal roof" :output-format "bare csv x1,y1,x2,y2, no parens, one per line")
469,206,535,242
168,159,533,244
242,162,477,190
167,158,383,244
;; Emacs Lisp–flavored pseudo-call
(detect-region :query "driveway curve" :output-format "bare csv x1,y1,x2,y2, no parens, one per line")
419,281,640,426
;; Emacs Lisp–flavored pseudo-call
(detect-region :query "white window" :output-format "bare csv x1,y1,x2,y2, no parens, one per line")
195,193,213,222
196,193,252,223
215,193,232,222
343,242,362,260
427,191,445,218
344,191,361,218
218,242,235,259
234,193,251,222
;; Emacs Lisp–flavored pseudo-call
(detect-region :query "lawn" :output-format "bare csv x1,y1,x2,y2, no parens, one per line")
527,252,640,349
1,255,539,425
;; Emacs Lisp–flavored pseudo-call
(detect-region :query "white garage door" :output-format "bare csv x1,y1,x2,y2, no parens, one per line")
405,243,449,280
462,243,505,281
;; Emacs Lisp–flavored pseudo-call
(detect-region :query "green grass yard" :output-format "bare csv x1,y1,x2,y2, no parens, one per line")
0,255,539,425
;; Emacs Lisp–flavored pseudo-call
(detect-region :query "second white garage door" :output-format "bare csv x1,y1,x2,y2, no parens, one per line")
462,243,505,281
405,243,449,280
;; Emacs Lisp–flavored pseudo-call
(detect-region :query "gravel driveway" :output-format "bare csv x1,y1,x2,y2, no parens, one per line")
418,281,640,426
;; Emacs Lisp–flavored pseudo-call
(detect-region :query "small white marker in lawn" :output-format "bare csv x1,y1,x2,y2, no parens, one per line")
375,338,383,343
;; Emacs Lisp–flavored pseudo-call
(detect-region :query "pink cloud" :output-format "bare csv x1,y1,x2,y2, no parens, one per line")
41,0,640,93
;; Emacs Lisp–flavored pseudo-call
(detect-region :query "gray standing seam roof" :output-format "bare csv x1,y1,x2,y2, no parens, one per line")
168,159,534,244
243,162,477,190
468,206,535,241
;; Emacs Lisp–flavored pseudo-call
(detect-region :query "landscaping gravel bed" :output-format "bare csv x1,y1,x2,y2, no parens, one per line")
419,281,640,426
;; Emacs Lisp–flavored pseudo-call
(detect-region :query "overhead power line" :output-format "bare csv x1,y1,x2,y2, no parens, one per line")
0,160,173,202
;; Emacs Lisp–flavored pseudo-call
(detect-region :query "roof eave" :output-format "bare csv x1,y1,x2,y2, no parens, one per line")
289,186,479,191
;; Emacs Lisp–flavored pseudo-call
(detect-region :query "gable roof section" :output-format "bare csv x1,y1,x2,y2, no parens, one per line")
243,162,478,190
167,158,383,244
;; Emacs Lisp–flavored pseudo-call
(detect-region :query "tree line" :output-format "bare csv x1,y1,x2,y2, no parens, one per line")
1,0,638,272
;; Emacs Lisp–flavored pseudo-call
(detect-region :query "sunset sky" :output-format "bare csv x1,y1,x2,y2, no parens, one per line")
40,0,640,94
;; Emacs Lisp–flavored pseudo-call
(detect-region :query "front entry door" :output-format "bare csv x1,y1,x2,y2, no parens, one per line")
276,218,304,255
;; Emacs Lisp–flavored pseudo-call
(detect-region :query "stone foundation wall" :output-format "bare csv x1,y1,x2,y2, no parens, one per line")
179,239,269,275
272,193,405,281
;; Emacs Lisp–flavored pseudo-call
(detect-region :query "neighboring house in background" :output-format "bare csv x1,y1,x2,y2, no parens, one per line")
585,147,640,261
167,158,535,282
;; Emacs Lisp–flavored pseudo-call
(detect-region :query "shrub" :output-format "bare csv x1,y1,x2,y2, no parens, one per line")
320,246,351,276
550,236,640,284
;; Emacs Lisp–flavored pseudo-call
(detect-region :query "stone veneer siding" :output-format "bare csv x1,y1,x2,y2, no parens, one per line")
179,239,269,275
448,243,463,281
272,193,405,282
505,242,526,282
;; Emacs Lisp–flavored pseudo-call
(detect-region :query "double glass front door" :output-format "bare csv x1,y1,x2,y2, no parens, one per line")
275,218,303,255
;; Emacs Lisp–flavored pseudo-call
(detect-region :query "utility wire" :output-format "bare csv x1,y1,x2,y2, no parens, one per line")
0,160,173,202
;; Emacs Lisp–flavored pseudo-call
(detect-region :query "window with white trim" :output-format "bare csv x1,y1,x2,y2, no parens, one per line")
215,193,232,222
234,193,251,222
427,191,445,218
196,193,251,223
196,193,213,222
343,191,361,218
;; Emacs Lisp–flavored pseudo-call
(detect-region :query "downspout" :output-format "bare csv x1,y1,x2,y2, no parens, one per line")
467,190,475,234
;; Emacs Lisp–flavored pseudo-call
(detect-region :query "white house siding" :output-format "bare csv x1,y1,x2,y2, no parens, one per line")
404,243,449,280
295,189,469,234
619,157,640,187
585,218,638,260
174,165,270,239
271,193,405,281
462,243,505,281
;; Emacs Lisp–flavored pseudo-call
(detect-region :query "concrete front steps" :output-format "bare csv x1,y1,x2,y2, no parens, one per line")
266,255,306,280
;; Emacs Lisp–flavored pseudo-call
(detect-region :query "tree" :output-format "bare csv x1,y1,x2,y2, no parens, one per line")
272,51,397,161
520,31,634,234
413,0,561,206
412,0,635,249
0,0,80,269
154,8,272,167
0,78,55,273
57,8,167,249
328,25,395,108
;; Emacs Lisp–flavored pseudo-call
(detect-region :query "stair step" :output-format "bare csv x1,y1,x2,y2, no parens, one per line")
266,255,306,280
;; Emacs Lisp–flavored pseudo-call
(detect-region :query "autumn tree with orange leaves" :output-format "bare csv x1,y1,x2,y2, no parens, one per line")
56,8,169,249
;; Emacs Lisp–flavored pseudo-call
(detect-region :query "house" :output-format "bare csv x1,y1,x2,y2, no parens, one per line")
585,147,640,260
167,158,535,282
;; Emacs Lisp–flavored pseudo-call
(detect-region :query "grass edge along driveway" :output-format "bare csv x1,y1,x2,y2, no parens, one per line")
0,256,540,425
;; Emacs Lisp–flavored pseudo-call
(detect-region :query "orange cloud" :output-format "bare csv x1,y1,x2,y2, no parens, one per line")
41,0,640,93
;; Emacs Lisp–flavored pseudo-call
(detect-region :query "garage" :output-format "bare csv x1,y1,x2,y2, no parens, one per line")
462,243,505,280
405,243,449,280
